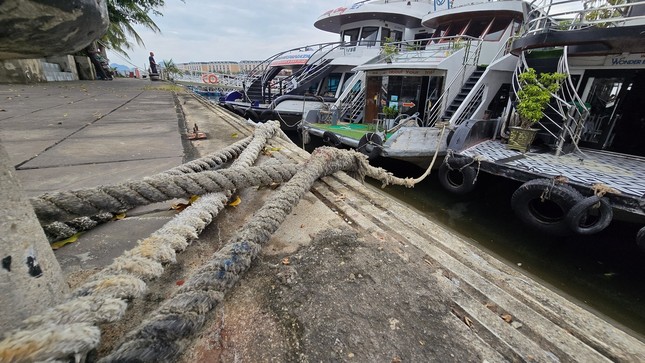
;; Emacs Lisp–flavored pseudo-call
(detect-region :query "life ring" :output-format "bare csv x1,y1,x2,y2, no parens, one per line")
322,131,341,147
357,132,383,161
437,162,477,195
207,74,218,84
565,195,613,235
636,226,645,252
243,108,259,121
511,178,584,236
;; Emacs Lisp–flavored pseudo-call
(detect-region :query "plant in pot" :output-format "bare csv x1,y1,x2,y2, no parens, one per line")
381,36,399,63
382,105,399,129
509,68,566,152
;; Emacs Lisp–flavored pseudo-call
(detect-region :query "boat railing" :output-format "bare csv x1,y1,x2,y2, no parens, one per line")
511,52,588,156
366,36,482,66
453,84,486,126
424,65,468,127
523,0,645,36
554,46,589,156
234,42,341,102
263,42,346,99
336,78,366,123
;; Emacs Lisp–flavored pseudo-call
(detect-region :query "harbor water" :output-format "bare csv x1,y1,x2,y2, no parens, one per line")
368,156,645,339
291,132,645,338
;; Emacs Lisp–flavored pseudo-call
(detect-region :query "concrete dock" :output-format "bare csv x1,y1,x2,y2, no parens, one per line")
1,78,644,362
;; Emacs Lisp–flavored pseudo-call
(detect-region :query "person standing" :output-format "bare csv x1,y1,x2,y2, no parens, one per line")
149,51,158,74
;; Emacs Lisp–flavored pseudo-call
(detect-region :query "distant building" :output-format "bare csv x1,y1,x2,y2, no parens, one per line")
239,60,262,74
177,60,262,75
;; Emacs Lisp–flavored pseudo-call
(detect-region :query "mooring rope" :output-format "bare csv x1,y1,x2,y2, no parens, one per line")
1,123,427,362
31,163,299,224
0,122,280,363
40,136,254,242
100,147,377,362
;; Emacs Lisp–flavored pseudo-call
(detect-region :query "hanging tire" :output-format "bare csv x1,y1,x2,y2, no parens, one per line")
438,162,477,195
511,178,584,236
357,133,383,161
565,195,613,235
322,131,341,147
244,109,259,121
636,227,645,252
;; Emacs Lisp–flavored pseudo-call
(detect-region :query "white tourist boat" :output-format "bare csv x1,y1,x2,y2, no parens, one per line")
301,0,529,165
221,0,439,129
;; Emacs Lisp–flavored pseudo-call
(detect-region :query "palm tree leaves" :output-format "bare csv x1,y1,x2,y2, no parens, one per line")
103,0,173,56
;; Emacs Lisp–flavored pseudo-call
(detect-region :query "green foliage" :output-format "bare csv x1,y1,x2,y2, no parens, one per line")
382,105,399,118
516,68,567,128
583,0,626,27
162,58,181,80
103,0,184,57
381,36,399,61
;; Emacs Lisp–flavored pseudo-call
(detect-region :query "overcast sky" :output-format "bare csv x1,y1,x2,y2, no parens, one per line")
107,0,352,69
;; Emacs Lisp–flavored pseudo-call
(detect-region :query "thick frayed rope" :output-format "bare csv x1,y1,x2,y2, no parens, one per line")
31,163,299,224
39,136,253,242
101,147,378,362
0,122,281,362
0,323,100,363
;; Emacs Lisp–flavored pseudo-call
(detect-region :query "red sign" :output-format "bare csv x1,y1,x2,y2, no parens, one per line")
402,102,415,107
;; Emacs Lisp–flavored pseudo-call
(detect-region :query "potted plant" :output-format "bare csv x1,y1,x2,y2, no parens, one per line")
381,36,399,63
508,68,566,152
382,105,399,129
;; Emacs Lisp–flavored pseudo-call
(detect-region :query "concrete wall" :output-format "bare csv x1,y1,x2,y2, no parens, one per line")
46,55,79,80
0,56,95,83
0,59,47,83
74,55,96,80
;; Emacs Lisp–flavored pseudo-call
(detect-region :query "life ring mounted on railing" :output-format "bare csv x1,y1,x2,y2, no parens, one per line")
201,73,219,84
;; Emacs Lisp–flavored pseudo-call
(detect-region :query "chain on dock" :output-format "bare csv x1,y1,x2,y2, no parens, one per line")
0,120,424,362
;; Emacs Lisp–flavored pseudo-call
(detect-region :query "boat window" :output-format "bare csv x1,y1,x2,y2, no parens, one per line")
342,28,360,45
431,24,449,39
381,28,391,43
320,73,343,96
483,17,512,41
359,26,379,46
446,20,469,37
464,18,492,38
339,72,355,92
390,30,403,42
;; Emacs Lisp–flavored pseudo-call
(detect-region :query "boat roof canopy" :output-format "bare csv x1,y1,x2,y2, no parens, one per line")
315,2,434,34
422,0,526,28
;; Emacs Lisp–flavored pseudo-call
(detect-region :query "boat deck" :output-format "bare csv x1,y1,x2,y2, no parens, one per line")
308,122,393,141
460,140,645,213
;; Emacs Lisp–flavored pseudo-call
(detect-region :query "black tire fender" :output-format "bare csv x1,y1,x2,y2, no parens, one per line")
437,163,477,195
566,195,613,235
636,226,645,252
357,133,383,161
322,131,341,147
244,109,259,121
511,179,584,236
